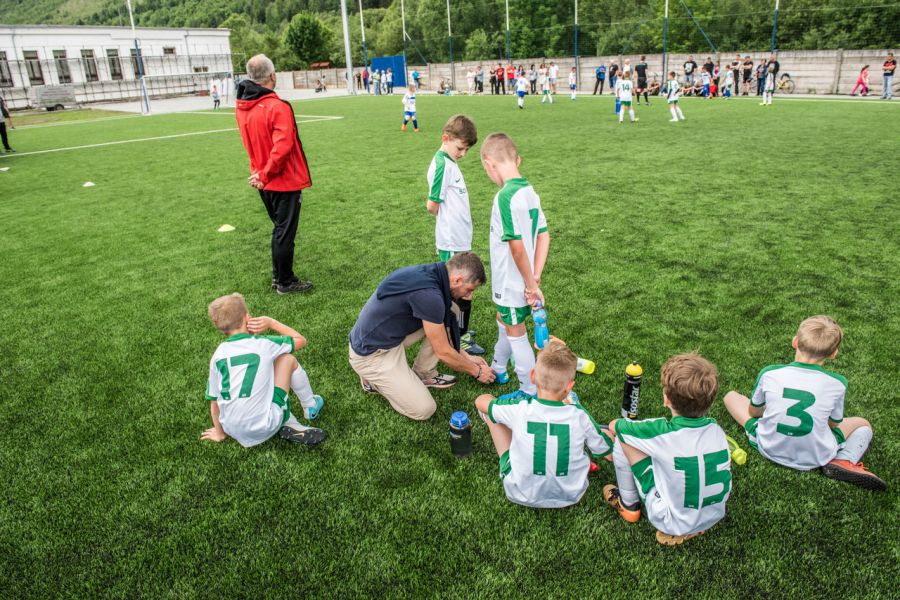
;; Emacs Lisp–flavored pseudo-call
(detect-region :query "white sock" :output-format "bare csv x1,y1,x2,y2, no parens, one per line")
549,93,554,104
508,334,536,395
283,414,312,431
670,106,678,120
677,106,685,120
290,365,316,408
541,93,546,103
518,97,523,108
571,91,576,100
491,320,512,373
629,108,635,121
835,426,873,464
613,440,640,507
619,110,624,122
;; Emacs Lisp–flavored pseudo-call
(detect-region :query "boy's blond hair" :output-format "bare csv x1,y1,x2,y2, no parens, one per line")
480,132,518,163
443,114,477,147
796,315,843,360
534,341,577,394
208,293,248,334
660,352,719,418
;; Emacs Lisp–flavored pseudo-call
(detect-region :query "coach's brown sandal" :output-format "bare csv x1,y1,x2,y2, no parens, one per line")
656,529,706,546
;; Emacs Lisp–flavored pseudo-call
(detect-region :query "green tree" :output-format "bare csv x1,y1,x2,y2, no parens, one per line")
465,29,492,60
284,12,333,67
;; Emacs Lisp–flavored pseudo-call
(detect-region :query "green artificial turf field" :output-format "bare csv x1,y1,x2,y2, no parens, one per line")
1,93,898,598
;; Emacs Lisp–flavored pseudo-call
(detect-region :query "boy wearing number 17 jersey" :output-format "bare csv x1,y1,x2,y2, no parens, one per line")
724,315,885,490
475,342,612,508
203,293,326,448
605,353,731,545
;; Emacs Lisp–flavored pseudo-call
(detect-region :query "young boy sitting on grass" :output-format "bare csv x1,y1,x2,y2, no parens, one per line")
724,315,885,491
474,341,612,508
604,353,732,545
202,293,326,447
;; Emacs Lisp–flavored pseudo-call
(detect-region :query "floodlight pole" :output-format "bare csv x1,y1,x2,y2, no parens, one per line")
401,0,409,85
446,0,454,90
662,0,669,81
340,0,355,94
574,0,579,86
505,0,511,63
126,0,150,114
770,0,780,52
358,0,369,89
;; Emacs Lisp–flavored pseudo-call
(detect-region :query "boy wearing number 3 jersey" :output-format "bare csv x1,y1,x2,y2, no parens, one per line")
202,293,326,447
724,316,885,491
475,342,612,508
605,353,731,545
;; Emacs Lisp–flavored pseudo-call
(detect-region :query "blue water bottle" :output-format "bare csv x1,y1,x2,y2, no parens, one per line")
449,411,473,458
533,302,549,349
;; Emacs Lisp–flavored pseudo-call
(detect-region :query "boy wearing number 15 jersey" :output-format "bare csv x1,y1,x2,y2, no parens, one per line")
725,316,885,491
475,342,612,508
605,353,731,545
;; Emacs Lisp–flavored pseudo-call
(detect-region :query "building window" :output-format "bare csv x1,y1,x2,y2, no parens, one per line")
0,51,12,87
193,66,209,73
130,48,147,77
163,47,176,56
23,50,45,86
54,50,72,84
107,49,123,80
81,49,99,82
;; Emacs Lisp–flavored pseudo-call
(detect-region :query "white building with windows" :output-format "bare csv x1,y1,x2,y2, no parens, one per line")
0,25,232,109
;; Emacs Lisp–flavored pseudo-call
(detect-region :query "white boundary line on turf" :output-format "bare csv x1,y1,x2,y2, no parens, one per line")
0,115,342,159
16,114,145,130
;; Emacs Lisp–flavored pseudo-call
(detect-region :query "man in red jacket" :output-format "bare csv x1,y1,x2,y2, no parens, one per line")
236,54,313,294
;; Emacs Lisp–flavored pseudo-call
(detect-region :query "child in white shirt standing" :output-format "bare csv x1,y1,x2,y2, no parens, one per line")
568,67,577,100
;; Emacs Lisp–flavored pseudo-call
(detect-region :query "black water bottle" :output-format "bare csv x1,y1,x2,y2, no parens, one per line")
621,362,643,419
449,411,472,458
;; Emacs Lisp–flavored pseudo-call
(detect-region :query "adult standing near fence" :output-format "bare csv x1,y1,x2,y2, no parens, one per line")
412,69,421,90
741,56,754,95
594,63,606,94
755,58,767,95
766,53,780,78
548,62,559,94
236,54,313,295
0,95,14,154
363,67,369,93
683,55,698,86
882,52,896,100
348,253,495,421
529,64,538,94
609,59,619,90
496,64,506,94
506,63,516,95
477,65,485,94
386,68,394,94
703,57,715,79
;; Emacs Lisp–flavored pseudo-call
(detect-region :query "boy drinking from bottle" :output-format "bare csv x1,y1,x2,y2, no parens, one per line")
202,293,326,447
604,353,732,545
475,341,613,508
480,133,550,400
724,315,885,491
426,114,484,355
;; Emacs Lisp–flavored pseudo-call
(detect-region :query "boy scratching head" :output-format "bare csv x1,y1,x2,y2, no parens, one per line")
441,114,477,160
208,292,249,335
480,132,521,186
793,315,842,362
661,352,719,418
531,341,577,400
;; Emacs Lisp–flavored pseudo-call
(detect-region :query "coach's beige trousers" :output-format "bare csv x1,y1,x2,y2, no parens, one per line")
349,329,440,420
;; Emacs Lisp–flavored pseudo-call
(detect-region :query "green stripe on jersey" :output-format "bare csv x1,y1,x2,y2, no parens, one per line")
259,334,294,352
786,361,848,388
574,404,614,455
488,394,532,423
631,456,656,496
429,150,450,202
617,416,715,440
497,177,529,241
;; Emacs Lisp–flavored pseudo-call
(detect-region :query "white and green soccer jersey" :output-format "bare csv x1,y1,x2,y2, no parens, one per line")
206,333,294,448
427,150,472,252
617,416,732,536
616,78,633,102
748,362,847,470
666,80,681,103
489,177,547,308
489,396,613,508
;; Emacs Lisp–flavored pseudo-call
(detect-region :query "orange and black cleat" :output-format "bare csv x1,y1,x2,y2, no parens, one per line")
821,460,886,491
602,484,641,523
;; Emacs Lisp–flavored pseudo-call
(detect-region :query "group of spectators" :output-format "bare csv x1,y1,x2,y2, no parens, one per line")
850,52,896,98
679,53,781,97
458,63,563,95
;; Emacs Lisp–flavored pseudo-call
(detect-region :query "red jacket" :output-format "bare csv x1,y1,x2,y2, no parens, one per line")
235,81,311,192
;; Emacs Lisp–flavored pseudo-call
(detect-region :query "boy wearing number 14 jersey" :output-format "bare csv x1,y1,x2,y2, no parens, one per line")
605,353,732,545
724,315,885,491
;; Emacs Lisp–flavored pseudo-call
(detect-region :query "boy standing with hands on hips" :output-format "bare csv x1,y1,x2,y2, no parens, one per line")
481,133,550,401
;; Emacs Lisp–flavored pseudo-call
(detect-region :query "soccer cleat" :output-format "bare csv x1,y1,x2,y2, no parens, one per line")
669,119,679,122
272,276,299,290
414,128,419,133
460,333,485,355
602,485,641,523
279,425,326,446
276,280,313,294
421,373,456,388
656,529,706,546
821,460,886,491
498,389,534,402
588,461,600,476
401,124,407,131
303,395,325,420
493,369,510,385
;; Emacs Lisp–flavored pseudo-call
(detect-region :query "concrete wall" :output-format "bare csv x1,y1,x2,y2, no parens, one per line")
288,48,897,96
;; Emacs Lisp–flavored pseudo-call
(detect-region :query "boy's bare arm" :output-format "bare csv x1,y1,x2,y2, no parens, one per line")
749,404,765,418
248,316,307,350
426,200,440,215
201,402,227,442
508,239,543,305
533,231,550,283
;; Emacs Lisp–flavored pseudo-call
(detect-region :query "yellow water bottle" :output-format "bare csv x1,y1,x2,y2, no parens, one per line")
576,357,596,375
726,435,748,465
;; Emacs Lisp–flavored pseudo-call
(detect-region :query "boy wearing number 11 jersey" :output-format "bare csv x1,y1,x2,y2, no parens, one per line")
724,316,885,491
605,353,731,545
475,342,613,508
